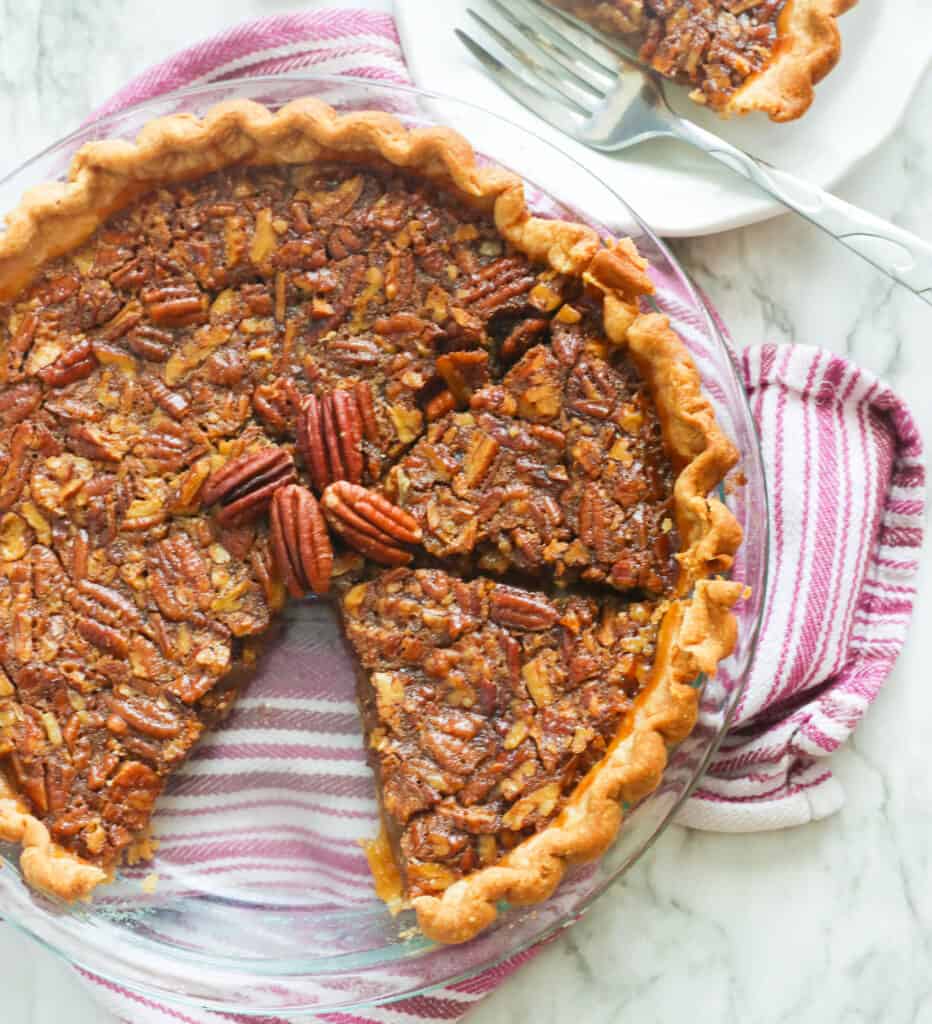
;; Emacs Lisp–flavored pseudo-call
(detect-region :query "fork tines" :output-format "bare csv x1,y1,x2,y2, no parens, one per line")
456,0,639,122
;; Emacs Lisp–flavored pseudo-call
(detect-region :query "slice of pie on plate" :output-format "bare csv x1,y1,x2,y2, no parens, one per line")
0,98,743,943
552,0,857,122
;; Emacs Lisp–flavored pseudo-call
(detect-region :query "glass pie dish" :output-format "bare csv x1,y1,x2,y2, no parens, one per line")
0,76,768,1016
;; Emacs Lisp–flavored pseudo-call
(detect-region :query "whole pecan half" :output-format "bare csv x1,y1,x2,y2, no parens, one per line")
297,388,368,493
489,585,559,631
270,484,333,597
202,447,296,527
141,281,207,326
0,381,41,427
322,481,422,566
459,257,536,318
126,324,174,362
38,338,98,388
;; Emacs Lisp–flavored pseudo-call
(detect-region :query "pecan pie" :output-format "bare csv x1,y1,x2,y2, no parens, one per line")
554,0,856,121
0,99,743,943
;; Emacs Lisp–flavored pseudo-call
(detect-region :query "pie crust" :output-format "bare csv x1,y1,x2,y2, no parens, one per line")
556,0,856,123
728,0,858,122
0,99,743,941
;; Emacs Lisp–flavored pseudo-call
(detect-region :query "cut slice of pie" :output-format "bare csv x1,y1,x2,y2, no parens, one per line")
0,98,743,942
342,566,738,942
553,0,856,122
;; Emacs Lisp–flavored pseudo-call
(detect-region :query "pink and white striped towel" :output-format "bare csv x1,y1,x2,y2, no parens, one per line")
679,342,925,830
20,7,925,1023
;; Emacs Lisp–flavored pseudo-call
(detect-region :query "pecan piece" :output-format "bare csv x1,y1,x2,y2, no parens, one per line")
98,299,144,341
0,423,35,512
109,692,183,739
0,381,41,427
134,420,205,475
166,673,217,706
70,580,143,646
322,481,422,567
148,378,191,420
141,281,208,326
326,335,382,368
102,761,161,833
77,615,130,657
490,586,559,631
37,338,98,388
327,225,363,260
253,377,302,435
588,245,653,298
202,447,297,527
385,250,416,306
425,389,456,422
297,389,365,493
460,258,536,317
500,317,549,363
6,312,36,377
269,484,333,597
354,381,379,444
148,533,213,622
434,349,491,410
308,254,366,338
66,423,125,463
127,324,174,362
78,278,120,329
110,256,151,291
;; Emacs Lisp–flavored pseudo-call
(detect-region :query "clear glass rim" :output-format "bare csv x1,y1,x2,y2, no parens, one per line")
0,72,770,1014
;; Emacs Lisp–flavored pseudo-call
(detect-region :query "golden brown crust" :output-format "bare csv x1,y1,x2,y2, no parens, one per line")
0,98,606,302
414,578,743,942
0,99,743,932
624,312,743,586
724,0,857,122
0,772,108,900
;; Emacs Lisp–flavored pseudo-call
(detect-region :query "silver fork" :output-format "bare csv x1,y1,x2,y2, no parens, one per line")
457,0,932,306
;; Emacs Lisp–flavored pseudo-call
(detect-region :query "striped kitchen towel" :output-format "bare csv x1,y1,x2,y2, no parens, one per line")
678,342,926,830
22,5,924,1023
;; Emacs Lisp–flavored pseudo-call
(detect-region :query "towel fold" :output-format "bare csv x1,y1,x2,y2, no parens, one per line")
679,342,924,831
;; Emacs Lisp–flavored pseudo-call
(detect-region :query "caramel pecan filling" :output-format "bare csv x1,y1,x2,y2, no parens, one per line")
556,0,786,107
0,160,586,870
0,154,676,895
343,568,666,897
385,315,678,593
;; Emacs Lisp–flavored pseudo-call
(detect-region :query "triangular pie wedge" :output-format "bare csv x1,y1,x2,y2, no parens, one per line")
342,567,739,942
553,0,856,122
0,99,742,941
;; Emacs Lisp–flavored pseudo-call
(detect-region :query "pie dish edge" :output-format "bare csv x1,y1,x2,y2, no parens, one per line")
0,99,744,935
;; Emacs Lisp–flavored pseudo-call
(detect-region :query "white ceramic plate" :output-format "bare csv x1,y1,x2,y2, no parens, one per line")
396,0,932,237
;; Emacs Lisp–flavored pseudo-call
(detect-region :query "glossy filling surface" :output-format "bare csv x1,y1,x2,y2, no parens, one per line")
385,321,678,593
0,156,677,901
556,0,786,107
343,568,665,898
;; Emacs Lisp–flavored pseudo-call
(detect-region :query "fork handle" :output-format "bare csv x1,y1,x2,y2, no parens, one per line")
670,117,932,306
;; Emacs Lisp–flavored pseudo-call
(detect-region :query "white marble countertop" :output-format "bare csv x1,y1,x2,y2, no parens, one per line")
1,2,930,1022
